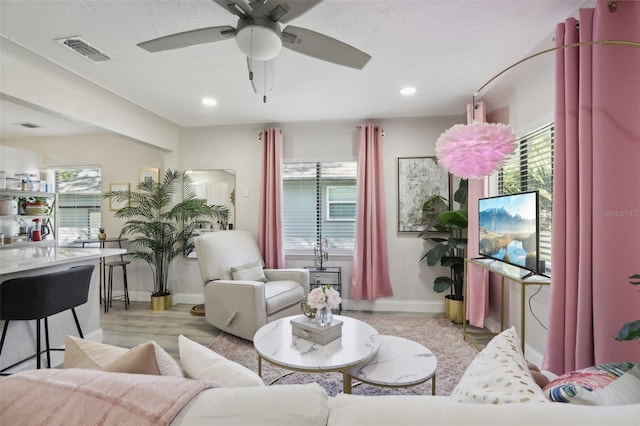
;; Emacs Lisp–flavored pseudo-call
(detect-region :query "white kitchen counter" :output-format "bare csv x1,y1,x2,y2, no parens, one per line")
0,245,125,373
0,246,125,275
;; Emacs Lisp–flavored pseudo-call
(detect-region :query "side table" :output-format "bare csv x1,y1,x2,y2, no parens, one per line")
348,335,437,395
304,266,342,314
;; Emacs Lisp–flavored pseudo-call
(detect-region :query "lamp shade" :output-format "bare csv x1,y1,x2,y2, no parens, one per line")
235,25,282,61
435,122,517,179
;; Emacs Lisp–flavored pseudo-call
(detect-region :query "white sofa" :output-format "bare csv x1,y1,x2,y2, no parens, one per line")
173,326,640,425
172,385,639,426
2,331,638,425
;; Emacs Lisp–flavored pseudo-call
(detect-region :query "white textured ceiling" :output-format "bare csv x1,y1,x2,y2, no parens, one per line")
0,0,586,137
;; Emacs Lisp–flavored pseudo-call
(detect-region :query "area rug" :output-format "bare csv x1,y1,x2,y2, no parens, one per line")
208,313,478,396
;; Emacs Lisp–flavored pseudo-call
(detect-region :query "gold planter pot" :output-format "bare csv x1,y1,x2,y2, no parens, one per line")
151,294,172,311
444,295,465,324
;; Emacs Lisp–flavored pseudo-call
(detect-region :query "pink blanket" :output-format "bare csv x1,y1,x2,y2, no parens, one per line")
0,368,218,425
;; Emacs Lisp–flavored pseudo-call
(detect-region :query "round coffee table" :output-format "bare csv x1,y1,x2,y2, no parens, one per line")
253,315,380,393
348,335,437,394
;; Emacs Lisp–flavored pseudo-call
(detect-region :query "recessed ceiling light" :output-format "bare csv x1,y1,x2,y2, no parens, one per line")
400,87,417,96
201,98,217,106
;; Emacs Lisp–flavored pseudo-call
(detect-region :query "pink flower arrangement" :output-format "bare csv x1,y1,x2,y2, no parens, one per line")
435,121,517,179
307,285,341,310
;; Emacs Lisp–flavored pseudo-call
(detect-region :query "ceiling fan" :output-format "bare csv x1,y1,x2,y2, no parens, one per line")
137,0,371,102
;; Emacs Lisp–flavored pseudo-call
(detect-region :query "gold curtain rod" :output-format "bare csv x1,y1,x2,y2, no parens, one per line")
473,39,640,102
257,127,386,140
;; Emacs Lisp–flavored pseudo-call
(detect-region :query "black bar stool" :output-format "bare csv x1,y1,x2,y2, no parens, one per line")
0,265,94,374
106,257,131,310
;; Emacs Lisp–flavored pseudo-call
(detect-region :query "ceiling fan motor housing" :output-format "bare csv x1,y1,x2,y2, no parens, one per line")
235,18,282,61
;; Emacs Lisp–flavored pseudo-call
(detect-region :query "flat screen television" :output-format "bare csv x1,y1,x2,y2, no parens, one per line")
478,191,540,275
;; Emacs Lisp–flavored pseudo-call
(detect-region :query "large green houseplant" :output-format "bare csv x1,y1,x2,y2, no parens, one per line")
419,179,468,322
104,169,228,309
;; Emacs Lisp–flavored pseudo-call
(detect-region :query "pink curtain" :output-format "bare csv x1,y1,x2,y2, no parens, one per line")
465,102,490,327
351,124,393,300
258,128,285,268
543,2,640,374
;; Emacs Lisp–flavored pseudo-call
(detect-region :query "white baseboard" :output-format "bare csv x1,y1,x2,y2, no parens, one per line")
126,291,443,314
124,291,204,306
484,316,501,333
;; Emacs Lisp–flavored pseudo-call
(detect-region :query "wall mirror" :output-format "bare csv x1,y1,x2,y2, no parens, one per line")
184,169,236,258
185,169,236,229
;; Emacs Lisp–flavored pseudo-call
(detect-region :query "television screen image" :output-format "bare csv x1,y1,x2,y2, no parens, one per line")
478,191,539,274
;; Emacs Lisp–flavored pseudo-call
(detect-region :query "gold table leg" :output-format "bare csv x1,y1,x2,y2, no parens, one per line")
432,373,436,395
342,370,352,394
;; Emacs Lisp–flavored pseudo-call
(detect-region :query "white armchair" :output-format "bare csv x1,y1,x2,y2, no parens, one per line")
194,230,309,341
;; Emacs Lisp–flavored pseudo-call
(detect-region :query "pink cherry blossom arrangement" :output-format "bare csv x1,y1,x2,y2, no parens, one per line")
306,284,341,310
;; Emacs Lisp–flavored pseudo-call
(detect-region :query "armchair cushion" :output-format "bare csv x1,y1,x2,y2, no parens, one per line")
196,230,265,282
265,281,306,315
231,260,267,282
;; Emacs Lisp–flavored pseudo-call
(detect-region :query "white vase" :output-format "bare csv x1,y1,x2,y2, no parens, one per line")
315,306,333,327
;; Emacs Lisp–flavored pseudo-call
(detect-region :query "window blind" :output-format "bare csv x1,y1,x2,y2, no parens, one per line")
282,161,357,251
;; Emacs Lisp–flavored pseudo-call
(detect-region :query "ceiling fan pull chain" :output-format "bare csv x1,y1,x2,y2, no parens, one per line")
263,60,267,103
248,23,254,82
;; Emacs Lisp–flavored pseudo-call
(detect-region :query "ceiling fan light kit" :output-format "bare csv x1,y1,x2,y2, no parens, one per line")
235,18,282,61
136,0,370,101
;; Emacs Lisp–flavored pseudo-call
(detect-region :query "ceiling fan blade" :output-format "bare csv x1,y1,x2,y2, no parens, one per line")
137,26,235,52
266,1,323,23
212,0,252,18
282,26,371,70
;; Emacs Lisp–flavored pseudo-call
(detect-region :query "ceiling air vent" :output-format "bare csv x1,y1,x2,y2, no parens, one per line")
16,122,43,129
57,37,110,63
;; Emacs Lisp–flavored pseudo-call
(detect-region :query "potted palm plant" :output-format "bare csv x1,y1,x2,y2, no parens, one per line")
103,169,228,311
419,179,468,323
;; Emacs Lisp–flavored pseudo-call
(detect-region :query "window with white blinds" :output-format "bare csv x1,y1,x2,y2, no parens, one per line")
498,124,554,271
282,162,357,252
51,167,102,244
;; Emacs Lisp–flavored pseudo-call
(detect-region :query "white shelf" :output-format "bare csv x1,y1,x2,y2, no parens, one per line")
0,189,54,198
0,190,58,247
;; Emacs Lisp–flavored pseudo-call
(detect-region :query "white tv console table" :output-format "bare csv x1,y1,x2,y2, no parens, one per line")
462,258,550,352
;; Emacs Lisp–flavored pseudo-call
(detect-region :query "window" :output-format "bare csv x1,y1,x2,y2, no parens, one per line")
498,124,554,269
282,162,357,251
50,167,102,245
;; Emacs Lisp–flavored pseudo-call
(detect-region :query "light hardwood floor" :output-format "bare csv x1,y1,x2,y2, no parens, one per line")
100,302,479,362
100,302,221,361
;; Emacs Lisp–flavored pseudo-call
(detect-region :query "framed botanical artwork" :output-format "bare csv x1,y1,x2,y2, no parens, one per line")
397,156,451,233
109,183,130,211
138,168,159,187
